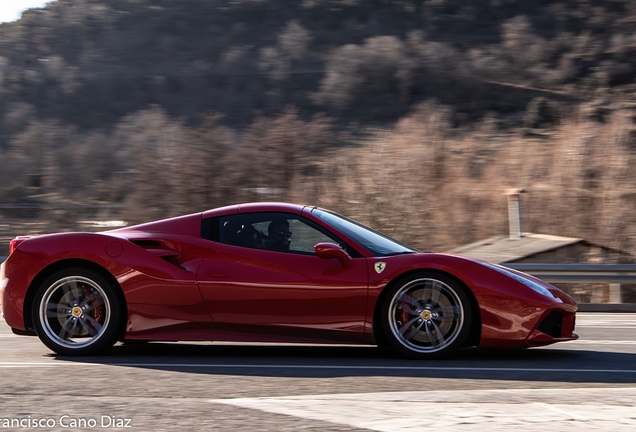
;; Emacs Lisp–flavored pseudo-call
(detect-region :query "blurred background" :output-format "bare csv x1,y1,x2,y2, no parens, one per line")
1,0,636,294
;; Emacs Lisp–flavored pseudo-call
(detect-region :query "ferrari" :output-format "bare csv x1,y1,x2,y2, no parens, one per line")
0,202,577,358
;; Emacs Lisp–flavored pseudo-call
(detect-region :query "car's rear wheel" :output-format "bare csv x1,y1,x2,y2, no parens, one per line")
381,272,473,359
32,268,124,356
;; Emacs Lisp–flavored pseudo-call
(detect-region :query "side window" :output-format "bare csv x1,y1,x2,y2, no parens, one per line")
217,213,344,255
220,216,266,250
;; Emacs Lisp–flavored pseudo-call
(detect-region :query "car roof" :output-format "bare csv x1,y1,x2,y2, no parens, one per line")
106,203,311,236
202,202,308,219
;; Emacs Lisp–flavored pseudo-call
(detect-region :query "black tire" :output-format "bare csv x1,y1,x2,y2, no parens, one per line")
32,267,125,356
380,271,473,359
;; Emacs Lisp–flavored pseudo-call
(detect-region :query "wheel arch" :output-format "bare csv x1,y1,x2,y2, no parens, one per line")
23,258,127,335
372,268,481,349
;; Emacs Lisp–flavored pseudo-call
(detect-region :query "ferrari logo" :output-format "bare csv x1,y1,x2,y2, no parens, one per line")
374,262,386,274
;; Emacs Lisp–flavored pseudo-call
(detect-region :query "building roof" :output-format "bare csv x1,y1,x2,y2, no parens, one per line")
448,233,582,263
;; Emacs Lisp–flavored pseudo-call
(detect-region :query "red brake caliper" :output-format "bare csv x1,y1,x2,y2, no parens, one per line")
87,288,104,329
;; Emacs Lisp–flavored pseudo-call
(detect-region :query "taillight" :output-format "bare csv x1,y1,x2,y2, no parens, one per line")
9,238,27,255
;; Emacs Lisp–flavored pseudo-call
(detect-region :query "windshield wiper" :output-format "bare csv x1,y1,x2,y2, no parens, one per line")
384,251,417,256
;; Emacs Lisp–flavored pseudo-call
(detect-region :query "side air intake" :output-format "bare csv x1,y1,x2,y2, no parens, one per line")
537,311,563,338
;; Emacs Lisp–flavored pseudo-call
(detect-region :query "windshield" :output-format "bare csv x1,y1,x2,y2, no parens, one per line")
312,208,418,257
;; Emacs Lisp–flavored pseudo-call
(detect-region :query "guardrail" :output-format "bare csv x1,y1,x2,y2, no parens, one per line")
0,258,634,310
504,263,636,312
503,263,636,284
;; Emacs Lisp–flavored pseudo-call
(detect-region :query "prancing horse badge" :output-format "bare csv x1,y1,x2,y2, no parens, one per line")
374,262,387,274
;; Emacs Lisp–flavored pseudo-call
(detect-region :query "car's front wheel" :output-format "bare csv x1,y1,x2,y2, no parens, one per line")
32,268,124,356
381,272,473,359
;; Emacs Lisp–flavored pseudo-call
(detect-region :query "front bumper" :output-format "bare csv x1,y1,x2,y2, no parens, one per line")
527,309,578,346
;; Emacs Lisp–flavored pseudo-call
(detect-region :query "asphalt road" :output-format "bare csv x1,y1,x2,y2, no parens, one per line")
1,313,636,431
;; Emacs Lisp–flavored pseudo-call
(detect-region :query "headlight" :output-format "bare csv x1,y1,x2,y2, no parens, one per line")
482,262,555,298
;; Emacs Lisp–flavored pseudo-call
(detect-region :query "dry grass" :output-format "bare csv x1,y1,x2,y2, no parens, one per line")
297,103,636,254
2,102,636,259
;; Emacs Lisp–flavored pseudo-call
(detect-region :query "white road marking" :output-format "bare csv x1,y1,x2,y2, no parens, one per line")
566,339,636,345
534,402,588,421
1,362,636,374
577,323,636,327
210,387,636,432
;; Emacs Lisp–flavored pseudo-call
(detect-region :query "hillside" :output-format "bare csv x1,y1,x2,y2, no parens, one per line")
1,0,636,255
1,0,635,132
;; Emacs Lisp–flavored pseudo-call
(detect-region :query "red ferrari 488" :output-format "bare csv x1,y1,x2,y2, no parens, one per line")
0,203,577,358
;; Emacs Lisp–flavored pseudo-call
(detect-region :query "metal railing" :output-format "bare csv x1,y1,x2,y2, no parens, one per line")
504,263,636,311
1,258,634,310
503,263,636,284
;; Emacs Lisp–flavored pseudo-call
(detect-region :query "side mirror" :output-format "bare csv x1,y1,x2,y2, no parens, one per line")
314,242,355,268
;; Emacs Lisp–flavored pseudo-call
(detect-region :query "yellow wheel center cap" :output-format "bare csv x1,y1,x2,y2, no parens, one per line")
72,307,82,318
421,311,432,320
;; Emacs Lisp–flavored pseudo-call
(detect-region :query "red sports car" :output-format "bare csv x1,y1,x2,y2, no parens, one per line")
0,202,577,358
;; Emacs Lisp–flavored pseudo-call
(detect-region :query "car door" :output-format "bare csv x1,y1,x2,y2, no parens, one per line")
196,212,369,342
